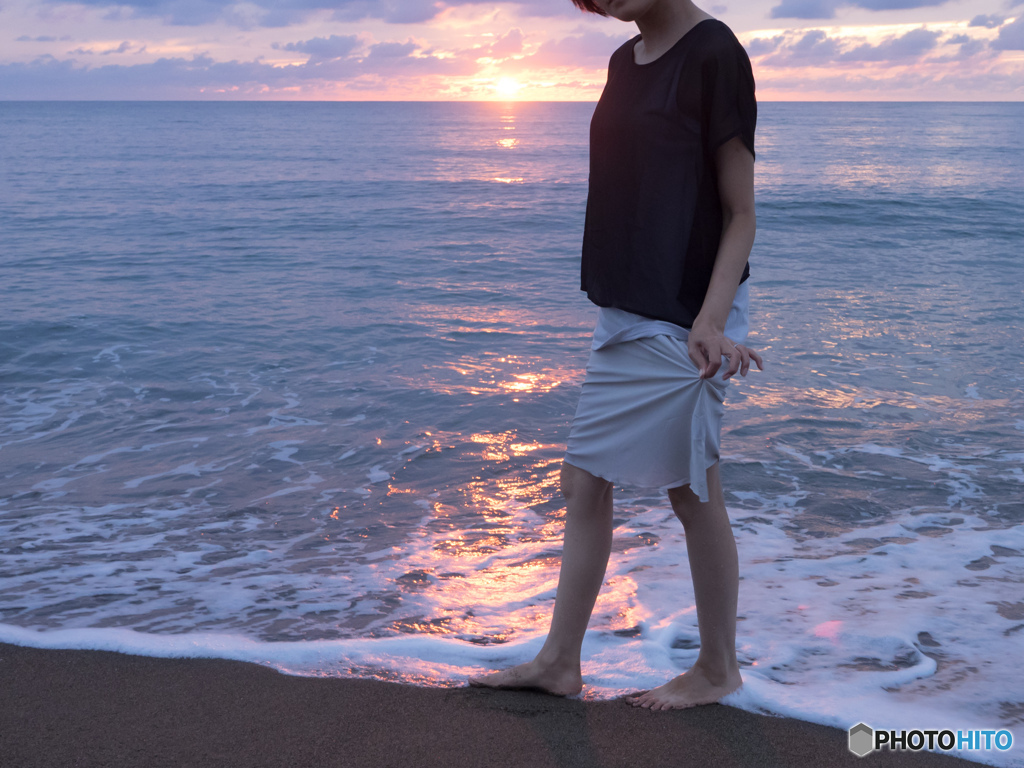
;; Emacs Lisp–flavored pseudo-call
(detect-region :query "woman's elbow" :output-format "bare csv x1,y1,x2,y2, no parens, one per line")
722,206,756,235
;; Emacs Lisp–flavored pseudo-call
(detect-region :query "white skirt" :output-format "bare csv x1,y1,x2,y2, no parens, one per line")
563,334,728,503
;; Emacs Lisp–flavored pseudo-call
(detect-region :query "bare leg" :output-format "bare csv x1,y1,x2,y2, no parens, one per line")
626,463,742,710
468,461,614,696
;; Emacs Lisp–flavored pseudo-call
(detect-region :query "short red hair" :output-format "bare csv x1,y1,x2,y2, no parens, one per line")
571,0,608,15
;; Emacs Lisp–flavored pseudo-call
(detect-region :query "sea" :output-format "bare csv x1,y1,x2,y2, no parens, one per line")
1,101,1022,765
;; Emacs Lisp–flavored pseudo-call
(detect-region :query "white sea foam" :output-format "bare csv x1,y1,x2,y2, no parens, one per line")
2,502,1022,765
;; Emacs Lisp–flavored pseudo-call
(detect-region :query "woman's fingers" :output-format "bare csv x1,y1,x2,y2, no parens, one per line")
687,338,711,377
721,346,741,380
692,334,765,380
733,345,764,377
703,343,724,378
746,347,764,371
724,343,765,379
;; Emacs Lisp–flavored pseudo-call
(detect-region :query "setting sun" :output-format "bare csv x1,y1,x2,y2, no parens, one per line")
494,77,523,100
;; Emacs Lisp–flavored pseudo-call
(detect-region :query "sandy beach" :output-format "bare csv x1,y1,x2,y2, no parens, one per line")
0,641,983,768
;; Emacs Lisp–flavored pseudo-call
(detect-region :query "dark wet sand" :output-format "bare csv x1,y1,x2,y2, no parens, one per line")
0,642,981,767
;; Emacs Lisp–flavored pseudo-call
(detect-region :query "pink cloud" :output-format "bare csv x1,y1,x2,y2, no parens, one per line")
487,29,525,59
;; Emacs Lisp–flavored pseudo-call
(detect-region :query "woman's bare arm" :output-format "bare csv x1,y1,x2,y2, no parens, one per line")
687,134,764,380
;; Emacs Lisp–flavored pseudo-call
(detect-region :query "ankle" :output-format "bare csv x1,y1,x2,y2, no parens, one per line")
534,645,582,673
693,656,740,686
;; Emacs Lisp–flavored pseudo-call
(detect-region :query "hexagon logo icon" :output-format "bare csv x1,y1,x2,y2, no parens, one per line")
849,723,874,757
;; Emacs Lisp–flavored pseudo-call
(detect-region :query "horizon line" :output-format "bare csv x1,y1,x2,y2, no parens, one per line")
3,98,1023,104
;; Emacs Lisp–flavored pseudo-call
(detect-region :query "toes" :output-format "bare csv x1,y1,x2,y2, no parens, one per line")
626,690,692,710
468,672,506,689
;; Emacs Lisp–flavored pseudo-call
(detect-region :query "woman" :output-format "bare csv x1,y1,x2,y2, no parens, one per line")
470,0,762,711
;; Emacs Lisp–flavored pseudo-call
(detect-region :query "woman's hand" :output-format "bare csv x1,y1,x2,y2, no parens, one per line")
688,320,764,381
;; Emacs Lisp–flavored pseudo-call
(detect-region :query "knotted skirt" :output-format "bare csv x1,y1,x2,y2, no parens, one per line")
563,334,728,503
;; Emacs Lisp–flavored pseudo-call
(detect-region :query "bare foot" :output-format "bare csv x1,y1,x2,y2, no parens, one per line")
625,663,742,711
468,658,583,697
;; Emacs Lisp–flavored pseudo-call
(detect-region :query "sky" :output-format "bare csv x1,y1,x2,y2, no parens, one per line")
1,0,1022,100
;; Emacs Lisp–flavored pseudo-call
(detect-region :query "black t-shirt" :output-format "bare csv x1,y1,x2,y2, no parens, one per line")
580,19,756,329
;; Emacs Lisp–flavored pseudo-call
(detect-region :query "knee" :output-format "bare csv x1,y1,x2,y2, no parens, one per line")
668,464,724,526
667,483,702,525
560,462,612,505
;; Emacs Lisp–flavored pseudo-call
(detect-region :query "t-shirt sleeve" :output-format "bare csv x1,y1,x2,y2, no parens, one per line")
701,32,757,159
606,37,635,82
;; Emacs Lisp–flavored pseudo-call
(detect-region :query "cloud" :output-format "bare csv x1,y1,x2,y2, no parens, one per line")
770,0,948,20
770,0,839,19
952,38,988,58
838,27,940,61
756,64,1024,98
514,28,631,70
18,35,60,42
274,34,362,61
266,28,625,84
36,0,589,28
365,40,418,58
67,41,142,55
991,15,1024,50
488,0,595,18
331,0,444,24
0,30,485,100
852,0,948,9
761,27,946,66
487,28,524,59
746,35,785,55
969,14,1004,28
761,29,840,63
34,0,441,27
0,55,270,99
